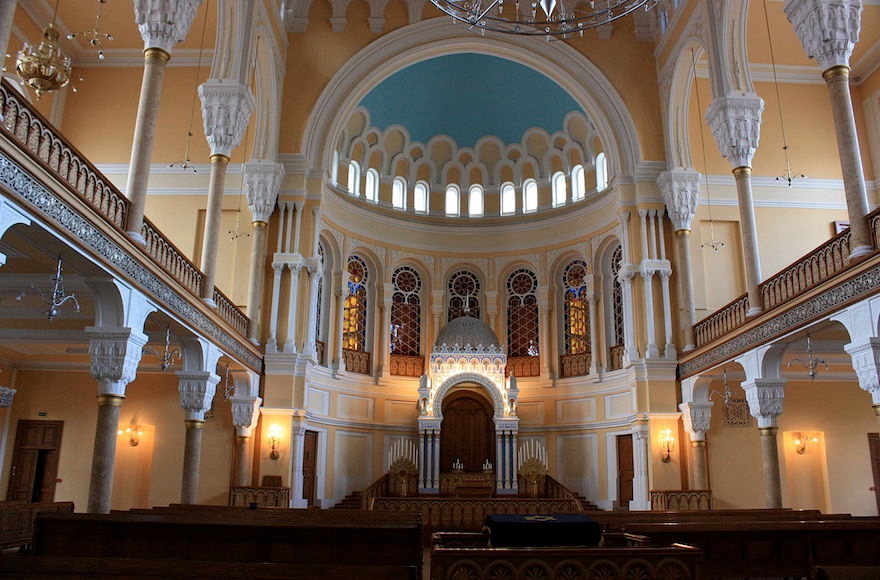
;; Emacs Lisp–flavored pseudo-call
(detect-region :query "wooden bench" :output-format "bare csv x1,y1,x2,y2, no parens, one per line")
625,518,880,579
0,501,74,552
589,508,844,532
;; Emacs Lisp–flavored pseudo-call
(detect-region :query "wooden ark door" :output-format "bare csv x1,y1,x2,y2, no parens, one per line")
7,420,64,502
617,434,634,510
440,389,495,473
869,433,880,515
302,430,318,507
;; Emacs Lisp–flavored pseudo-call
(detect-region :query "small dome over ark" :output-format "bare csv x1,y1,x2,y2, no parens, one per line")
434,316,501,349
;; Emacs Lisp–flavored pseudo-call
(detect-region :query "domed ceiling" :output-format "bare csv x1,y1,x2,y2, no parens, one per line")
358,53,584,148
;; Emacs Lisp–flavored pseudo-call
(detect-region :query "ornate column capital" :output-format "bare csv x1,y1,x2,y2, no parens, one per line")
844,338,880,405
230,395,262,437
706,93,765,169
86,327,149,397
306,255,324,277
198,81,255,157
741,378,787,429
133,0,202,54
679,401,712,441
658,168,701,232
177,370,220,422
784,0,862,71
244,161,284,223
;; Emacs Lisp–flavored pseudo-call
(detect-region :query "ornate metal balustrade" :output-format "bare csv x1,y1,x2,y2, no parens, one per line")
693,294,750,349
506,355,540,377
559,352,590,378
390,354,424,377
650,489,712,510
342,348,371,375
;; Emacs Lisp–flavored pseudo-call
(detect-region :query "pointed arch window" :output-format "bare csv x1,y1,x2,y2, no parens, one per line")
523,179,538,213
392,177,407,210
365,168,379,203
447,271,480,321
468,184,484,217
596,152,608,191
445,184,460,216
572,165,586,201
315,241,327,365
347,160,361,197
414,181,429,213
609,245,625,370
560,259,590,378
552,172,567,207
500,182,516,215
507,269,539,358
391,266,422,356
343,255,369,352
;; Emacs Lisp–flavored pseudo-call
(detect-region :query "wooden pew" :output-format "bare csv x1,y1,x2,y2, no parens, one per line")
589,508,845,532
625,518,880,579
0,501,74,552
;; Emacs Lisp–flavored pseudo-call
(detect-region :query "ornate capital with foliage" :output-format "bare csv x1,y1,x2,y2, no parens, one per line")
134,0,202,54
784,0,861,71
706,94,764,169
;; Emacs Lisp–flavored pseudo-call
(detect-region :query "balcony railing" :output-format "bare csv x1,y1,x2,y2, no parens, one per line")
389,354,424,377
559,352,590,378
506,355,540,377
342,348,371,375
0,80,250,338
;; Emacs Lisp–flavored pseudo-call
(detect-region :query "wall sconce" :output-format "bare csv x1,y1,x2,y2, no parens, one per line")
267,425,283,460
660,428,675,463
793,433,818,455
118,423,144,447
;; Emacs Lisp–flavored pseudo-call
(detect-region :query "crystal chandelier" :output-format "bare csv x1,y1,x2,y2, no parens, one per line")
15,0,72,100
429,0,658,38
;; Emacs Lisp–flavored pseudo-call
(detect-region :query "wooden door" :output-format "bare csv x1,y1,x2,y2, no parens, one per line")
617,434,634,510
7,420,64,502
440,390,495,473
302,431,318,507
869,433,880,514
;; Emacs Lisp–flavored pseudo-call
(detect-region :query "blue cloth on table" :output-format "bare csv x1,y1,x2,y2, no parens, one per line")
483,513,602,547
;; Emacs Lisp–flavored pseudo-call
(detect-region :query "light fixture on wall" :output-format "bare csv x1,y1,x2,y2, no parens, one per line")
429,0,659,38
761,0,805,188
793,432,818,455
118,421,145,447
659,428,674,463
15,0,71,99
787,333,828,380
16,255,81,321
66,0,114,60
267,425,283,460
143,325,181,372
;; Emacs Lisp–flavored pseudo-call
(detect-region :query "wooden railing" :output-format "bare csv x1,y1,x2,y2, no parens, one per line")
229,486,291,508
506,355,540,377
559,352,590,378
694,294,750,348
342,348,371,375
359,473,391,509
608,344,625,370
650,489,712,510
0,81,250,338
315,340,325,365
389,354,424,377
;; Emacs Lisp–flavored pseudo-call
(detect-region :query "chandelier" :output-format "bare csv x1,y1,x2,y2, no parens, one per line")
16,255,80,321
429,0,658,38
15,0,71,99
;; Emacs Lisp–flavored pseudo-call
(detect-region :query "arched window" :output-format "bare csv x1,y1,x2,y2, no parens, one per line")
500,182,516,215
414,181,429,213
445,184,460,216
523,179,538,213
507,269,539,357
392,177,407,210
343,255,369,352
552,172,567,207
562,259,590,376
596,152,608,191
365,168,379,203
315,241,327,364
610,245,625,363
347,160,361,197
391,266,422,356
447,270,480,321
571,165,586,201
468,184,484,217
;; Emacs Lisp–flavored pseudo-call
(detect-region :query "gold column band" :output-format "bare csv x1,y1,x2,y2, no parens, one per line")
96,394,125,407
822,65,851,82
184,420,205,430
143,47,171,65
252,221,268,229
691,440,706,449
210,154,230,166
758,426,778,436
675,229,691,237
732,166,752,177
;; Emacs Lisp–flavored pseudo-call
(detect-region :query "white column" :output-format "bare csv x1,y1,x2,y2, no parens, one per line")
680,401,712,490
642,269,658,359
537,285,551,377
381,288,393,379
230,394,261,487
660,270,675,358
630,424,650,510
244,161,283,342
289,410,308,508
302,257,323,361
588,291,600,374
266,263,284,352
283,263,303,353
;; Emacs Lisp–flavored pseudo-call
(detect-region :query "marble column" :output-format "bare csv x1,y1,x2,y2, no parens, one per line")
0,0,17,72
659,168,700,351
289,410,308,508
784,0,872,259
177,370,220,504
680,401,712,490
125,1,202,243
741,378,786,508
707,94,765,316
230,395,261,487
302,256,323,362
244,161,283,343
85,327,148,513
198,81,255,303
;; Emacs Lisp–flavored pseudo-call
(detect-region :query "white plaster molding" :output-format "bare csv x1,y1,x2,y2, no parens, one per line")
245,161,284,223
658,168,701,231
784,0,862,70
133,0,202,54
198,81,256,157
706,93,764,168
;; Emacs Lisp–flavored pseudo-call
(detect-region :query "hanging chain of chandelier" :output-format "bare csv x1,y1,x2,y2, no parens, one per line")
430,0,659,38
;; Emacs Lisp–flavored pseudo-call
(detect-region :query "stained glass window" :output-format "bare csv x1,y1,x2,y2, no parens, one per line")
391,266,421,355
563,259,590,355
343,255,369,351
447,271,480,321
507,269,539,357
611,245,624,347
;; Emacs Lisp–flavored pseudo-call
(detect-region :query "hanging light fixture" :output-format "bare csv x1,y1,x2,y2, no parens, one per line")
143,325,181,372
787,333,829,380
15,0,72,100
170,0,210,173
67,0,114,60
429,0,659,38
16,255,80,321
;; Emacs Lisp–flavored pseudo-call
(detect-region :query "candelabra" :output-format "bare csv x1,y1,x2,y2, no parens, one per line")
16,255,80,321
